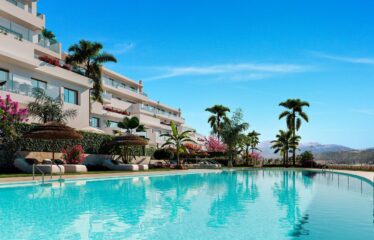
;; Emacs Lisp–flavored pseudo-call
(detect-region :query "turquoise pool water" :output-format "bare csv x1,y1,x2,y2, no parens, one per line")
0,170,373,239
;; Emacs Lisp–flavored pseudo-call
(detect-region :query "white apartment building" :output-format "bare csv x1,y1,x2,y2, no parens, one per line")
0,0,189,147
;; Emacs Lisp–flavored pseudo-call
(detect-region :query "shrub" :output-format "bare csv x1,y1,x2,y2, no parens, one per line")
9,123,112,154
153,148,174,160
62,145,85,164
300,151,317,168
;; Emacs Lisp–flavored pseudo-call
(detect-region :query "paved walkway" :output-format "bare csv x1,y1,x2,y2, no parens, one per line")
0,169,215,184
326,169,374,182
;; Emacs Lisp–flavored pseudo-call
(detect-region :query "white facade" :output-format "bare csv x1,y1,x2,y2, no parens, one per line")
0,0,188,147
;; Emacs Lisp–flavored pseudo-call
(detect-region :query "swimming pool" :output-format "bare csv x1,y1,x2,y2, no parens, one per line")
0,170,373,239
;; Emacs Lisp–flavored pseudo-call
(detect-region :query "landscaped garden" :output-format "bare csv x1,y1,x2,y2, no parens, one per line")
0,80,323,177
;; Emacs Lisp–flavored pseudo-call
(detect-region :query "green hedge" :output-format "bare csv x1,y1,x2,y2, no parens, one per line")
14,124,155,155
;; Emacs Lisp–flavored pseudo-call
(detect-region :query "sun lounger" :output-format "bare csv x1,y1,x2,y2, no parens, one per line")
102,159,140,171
14,157,65,174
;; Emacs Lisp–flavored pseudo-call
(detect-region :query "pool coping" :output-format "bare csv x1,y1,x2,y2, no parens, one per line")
0,169,220,186
0,168,372,187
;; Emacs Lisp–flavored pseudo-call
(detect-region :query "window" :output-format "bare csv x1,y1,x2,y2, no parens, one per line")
31,78,47,91
107,120,119,128
90,117,100,128
0,69,9,90
64,88,78,105
0,68,9,81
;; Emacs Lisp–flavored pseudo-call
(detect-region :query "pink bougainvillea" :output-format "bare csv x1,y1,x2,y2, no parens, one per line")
200,136,227,153
0,94,28,123
61,145,86,164
0,94,28,140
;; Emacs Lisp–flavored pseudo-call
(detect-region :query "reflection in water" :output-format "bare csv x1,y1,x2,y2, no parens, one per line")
0,170,373,240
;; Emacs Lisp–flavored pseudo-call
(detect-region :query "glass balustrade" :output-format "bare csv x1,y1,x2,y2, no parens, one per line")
0,16,60,53
103,76,139,93
141,104,180,118
6,0,25,10
0,73,60,98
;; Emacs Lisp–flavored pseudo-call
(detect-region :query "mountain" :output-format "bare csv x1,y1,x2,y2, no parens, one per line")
258,141,354,159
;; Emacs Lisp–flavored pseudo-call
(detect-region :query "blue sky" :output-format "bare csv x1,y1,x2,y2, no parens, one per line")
39,0,374,149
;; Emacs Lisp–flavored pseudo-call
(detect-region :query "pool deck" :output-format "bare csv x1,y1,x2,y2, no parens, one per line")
321,169,374,183
0,168,373,185
0,169,217,184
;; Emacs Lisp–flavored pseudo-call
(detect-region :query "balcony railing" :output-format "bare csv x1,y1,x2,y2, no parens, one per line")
0,73,60,98
0,16,60,53
141,104,181,119
6,0,25,10
102,92,112,102
103,77,139,93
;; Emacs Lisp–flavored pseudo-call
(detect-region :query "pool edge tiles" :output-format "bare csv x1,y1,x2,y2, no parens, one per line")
0,169,222,188
0,168,372,188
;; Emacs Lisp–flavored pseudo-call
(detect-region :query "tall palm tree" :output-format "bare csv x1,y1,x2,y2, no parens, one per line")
205,105,230,140
65,40,117,104
271,130,300,167
279,99,310,166
248,130,261,154
161,122,196,168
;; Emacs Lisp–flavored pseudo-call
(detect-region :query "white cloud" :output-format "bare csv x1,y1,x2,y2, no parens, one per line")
110,42,136,55
143,63,311,81
310,51,374,65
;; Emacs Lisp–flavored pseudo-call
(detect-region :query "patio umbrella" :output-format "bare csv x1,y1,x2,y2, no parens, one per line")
108,134,148,163
23,122,83,160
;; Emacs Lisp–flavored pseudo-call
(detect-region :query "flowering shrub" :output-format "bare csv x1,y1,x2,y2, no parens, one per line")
62,145,86,164
201,136,226,152
0,94,28,140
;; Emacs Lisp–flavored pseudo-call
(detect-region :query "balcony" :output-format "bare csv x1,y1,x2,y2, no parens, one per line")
6,0,27,11
141,104,183,121
0,0,44,30
0,16,61,54
0,72,60,98
103,77,139,93
101,92,112,104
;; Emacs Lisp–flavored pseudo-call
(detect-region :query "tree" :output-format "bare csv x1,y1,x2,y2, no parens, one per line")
0,95,28,169
202,136,226,153
27,88,77,124
300,151,316,168
161,121,196,168
41,28,56,43
66,40,117,103
0,95,28,142
271,130,300,167
248,130,261,154
220,109,249,168
279,99,310,166
205,105,230,140
117,116,146,134
239,131,261,166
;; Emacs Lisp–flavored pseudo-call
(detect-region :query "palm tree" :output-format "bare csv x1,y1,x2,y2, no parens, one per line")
221,110,249,168
248,130,261,154
117,116,146,134
41,28,56,43
65,40,117,104
205,105,230,140
271,130,300,167
239,134,252,166
279,99,310,166
28,88,77,124
161,122,196,168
